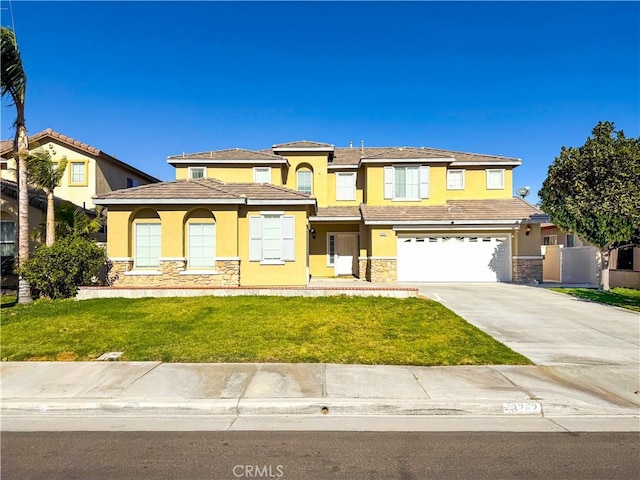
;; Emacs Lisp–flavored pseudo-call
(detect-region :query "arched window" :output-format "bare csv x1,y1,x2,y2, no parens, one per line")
296,166,313,195
132,209,161,268
185,209,216,268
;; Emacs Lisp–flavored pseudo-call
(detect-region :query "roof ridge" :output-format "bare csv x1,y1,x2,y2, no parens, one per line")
190,178,241,197
167,148,282,160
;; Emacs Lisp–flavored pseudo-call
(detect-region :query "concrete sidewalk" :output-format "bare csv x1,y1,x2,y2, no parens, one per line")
2,361,638,432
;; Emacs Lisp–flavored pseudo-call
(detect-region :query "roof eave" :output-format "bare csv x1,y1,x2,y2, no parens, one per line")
94,198,247,205
167,158,289,165
364,219,533,226
360,157,455,164
450,161,522,167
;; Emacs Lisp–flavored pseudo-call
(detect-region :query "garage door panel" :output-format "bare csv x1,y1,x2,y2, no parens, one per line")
397,235,511,282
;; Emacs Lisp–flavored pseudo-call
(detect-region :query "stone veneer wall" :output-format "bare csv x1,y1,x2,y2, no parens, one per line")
369,258,397,283
512,257,543,284
358,258,370,281
109,259,240,287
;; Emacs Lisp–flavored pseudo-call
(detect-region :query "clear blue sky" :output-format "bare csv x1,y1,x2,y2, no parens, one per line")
2,1,639,201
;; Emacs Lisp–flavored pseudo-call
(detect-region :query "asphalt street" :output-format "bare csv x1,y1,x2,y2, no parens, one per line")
2,431,639,480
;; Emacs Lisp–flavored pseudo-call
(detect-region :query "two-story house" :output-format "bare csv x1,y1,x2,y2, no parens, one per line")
94,140,546,287
1,128,160,210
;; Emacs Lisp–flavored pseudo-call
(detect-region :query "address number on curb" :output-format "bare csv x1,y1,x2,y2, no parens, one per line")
502,402,542,415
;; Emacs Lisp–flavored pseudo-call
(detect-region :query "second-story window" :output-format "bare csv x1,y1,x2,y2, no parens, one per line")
188,167,206,179
384,166,429,200
447,169,465,190
336,172,356,201
69,161,87,186
297,168,313,195
254,167,271,183
486,169,505,189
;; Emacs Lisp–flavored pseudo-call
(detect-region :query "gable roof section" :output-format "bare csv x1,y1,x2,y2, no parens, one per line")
93,178,317,207
0,129,160,183
330,146,521,167
361,198,547,225
167,148,288,165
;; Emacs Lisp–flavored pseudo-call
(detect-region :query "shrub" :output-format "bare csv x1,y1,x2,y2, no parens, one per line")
20,236,110,299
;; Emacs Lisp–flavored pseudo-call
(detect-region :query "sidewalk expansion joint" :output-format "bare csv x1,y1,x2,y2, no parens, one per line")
236,363,261,415
409,367,431,400
118,362,163,393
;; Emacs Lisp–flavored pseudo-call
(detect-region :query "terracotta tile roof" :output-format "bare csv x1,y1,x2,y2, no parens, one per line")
0,178,79,212
331,147,394,166
313,206,362,218
360,198,546,224
272,140,335,149
93,178,316,206
0,128,159,182
166,148,285,162
329,146,519,166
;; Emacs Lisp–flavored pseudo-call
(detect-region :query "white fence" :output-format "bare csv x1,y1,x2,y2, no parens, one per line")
542,245,598,284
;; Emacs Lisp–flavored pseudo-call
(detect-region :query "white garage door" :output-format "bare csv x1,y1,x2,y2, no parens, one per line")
397,235,511,282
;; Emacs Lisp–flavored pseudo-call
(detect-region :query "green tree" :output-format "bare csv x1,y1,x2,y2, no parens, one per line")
539,121,640,290
20,236,109,299
1,26,30,303
25,149,67,246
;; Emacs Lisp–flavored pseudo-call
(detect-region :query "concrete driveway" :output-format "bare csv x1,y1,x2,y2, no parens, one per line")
413,283,639,367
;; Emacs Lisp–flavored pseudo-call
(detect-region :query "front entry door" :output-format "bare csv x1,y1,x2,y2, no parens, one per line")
335,234,357,276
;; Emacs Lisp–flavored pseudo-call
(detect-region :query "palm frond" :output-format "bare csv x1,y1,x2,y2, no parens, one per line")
0,26,26,121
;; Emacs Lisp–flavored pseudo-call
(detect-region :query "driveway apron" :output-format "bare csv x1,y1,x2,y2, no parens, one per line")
414,283,639,367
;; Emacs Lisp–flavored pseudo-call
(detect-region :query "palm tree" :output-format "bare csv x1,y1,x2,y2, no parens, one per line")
54,202,105,239
26,149,67,246
1,26,30,303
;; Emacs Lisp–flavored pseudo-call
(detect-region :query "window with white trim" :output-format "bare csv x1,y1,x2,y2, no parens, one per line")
253,167,271,183
188,223,216,268
383,166,429,200
447,169,465,190
336,172,356,201
134,223,161,268
297,169,312,194
543,235,557,246
249,214,295,263
70,161,86,185
0,220,16,257
188,167,205,179
486,169,505,189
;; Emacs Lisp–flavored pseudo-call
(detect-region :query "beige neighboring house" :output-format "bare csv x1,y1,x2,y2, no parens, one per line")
541,224,640,289
0,128,159,210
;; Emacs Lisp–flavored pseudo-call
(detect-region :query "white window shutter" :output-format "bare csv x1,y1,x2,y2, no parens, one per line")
281,215,295,261
249,216,263,261
384,166,394,199
419,166,430,198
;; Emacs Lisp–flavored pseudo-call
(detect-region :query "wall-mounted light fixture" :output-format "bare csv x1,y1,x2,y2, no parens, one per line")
309,228,317,240
525,224,532,236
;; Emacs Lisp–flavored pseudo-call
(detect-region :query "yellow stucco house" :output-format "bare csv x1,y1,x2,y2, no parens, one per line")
94,140,546,287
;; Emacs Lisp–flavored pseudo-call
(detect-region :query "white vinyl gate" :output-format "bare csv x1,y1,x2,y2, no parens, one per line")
397,235,511,282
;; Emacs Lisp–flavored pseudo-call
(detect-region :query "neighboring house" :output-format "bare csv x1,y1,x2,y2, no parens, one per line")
541,224,640,288
94,141,546,287
1,128,159,210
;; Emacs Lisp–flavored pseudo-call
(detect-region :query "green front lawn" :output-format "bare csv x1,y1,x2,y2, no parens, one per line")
0,296,530,366
550,287,640,312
